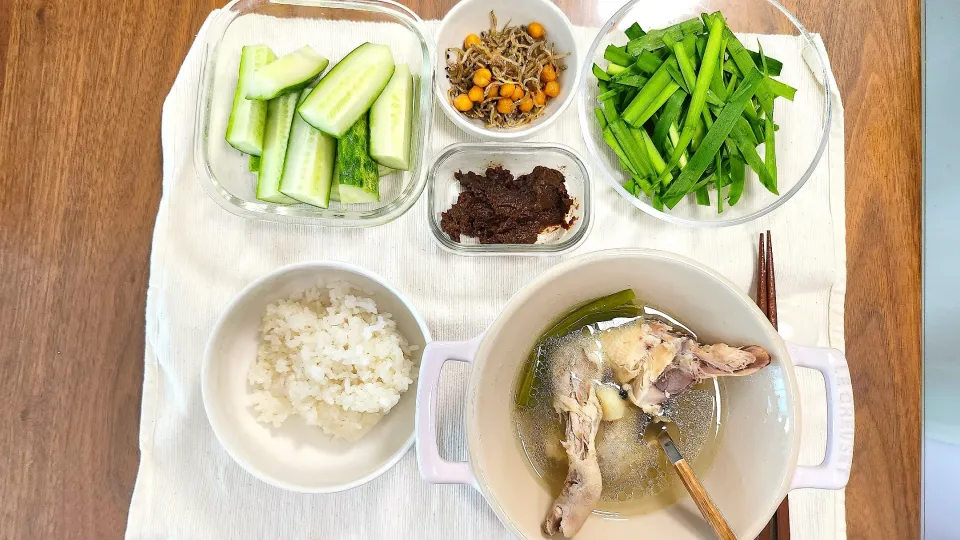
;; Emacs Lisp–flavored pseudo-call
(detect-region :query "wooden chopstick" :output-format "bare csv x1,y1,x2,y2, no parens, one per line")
756,231,790,540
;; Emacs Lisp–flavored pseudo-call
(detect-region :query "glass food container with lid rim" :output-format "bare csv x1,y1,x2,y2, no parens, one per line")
427,142,593,256
194,0,435,227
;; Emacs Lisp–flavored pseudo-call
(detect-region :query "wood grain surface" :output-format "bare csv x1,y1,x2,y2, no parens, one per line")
0,0,922,538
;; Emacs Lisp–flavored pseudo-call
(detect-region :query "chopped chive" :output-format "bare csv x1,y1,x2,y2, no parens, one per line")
725,71,738,95
622,57,677,125
652,192,664,211
657,15,725,183
594,107,607,129
669,35,698,92
764,75,797,101
610,119,653,176
662,68,765,205
727,154,746,205
597,88,620,101
606,63,627,76
593,64,611,81
729,119,777,194
748,49,783,76
705,89,725,107
601,97,619,123
665,122,689,168
653,91,686,149
628,51,665,75
765,104,778,188
634,82,682,127
723,58,742,77
696,187,711,205
710,38,729,101
612,75,650,88
604,45,633,66
602,127,640,177
626,18,705,55
711,12,776,115
625,22,647,40
639,129,669,177
736,115,760,146
635,175,654,196
665,62,690,93
715,151,724,213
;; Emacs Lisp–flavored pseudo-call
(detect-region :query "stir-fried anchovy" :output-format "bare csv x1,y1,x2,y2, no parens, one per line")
446,11,567,128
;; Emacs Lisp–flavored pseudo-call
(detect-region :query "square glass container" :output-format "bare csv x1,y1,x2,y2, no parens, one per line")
427,143,592,256
194,0,435,227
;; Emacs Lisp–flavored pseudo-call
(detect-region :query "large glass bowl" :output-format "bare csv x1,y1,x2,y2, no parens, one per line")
577,0,832,227
194,0,434,227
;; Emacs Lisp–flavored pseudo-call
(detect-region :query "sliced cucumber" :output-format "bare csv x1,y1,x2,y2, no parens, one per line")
329,179,340,203
378,164,395,176
298,43,395,138
279,91,337,208
369,64,413,170
335,113,379,203
256,92,300,204
249,155,261,172
226,45,277,155
245,46,330,101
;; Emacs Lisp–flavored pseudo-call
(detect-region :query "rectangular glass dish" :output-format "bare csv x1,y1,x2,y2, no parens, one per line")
194,0,435,227
427,143,592,256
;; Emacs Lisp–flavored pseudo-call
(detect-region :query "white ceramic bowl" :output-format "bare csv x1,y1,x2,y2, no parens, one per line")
416,249,854,538
202,261,430,493
434,0,582,141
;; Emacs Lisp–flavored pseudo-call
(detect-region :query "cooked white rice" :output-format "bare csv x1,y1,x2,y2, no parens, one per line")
247,281,416,441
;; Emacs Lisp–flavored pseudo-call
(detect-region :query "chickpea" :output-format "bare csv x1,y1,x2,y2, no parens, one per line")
488,84,500,98
540,64,557,83
468,85,484,102
453,94,474,111
518,96,534,113
473,68,492,87
499,83,516,99
544,80,560,98
511,85,525,101
464,33,481,48
496,97,515,114
527,21,546,39
533,89,547,107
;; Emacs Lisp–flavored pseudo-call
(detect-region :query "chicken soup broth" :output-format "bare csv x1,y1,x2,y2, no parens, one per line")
512,308,725,515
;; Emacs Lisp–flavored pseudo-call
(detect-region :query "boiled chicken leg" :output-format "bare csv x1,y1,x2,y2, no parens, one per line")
542,339,603,538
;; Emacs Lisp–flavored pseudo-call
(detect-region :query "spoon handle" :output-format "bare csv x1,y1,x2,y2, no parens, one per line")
671,458,737,540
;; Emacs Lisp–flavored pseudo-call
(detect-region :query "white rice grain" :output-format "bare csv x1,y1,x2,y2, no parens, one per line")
247,282,415,441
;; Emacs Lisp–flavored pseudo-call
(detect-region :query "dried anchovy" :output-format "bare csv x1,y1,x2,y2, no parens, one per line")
445,11,568,128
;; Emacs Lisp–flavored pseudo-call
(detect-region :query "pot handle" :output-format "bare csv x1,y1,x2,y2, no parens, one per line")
786,343,855,490
415,337,482,487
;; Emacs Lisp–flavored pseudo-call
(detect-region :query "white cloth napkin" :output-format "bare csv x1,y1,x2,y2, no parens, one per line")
127,12,847,540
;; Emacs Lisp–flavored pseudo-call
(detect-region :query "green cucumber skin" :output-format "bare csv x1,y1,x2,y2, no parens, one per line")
335,113,379,203
278,95,337,208
245,46,330,100
248,155,261,172
369,63,413,171
226,45,276,155
298,43,395,138
256,92,300,204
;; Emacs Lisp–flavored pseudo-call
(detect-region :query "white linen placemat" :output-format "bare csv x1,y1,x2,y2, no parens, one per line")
128,13,847,540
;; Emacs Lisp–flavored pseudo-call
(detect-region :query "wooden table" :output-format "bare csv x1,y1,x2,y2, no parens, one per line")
0,0,921,537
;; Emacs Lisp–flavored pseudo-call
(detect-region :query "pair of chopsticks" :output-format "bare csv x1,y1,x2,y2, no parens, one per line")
755,231,789,540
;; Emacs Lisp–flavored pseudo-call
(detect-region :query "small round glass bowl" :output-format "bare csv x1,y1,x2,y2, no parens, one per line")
577,0,832,227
